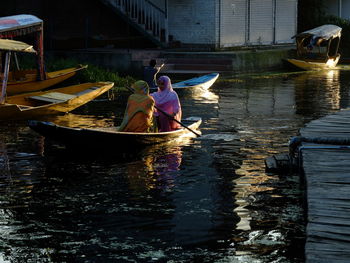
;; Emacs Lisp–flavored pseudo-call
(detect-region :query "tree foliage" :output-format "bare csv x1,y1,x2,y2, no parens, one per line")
298,0,326,32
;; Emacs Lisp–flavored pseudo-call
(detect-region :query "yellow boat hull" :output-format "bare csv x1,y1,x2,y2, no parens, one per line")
1,81,114,120
6,65,87,95
285,56,340,71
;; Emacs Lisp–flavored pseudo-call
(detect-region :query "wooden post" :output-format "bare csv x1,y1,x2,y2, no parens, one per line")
0,52,10,104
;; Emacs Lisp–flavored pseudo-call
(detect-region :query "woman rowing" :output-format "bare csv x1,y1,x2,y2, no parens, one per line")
151,75,182,132
119,80,156,132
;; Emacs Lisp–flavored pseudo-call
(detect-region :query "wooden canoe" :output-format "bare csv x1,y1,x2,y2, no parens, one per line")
29,117,202,149
151,73,219,91
7,65,88,95
0,81,114,120
285,56,340,71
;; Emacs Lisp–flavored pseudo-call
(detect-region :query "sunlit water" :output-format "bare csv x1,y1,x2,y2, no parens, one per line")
1,69,350,262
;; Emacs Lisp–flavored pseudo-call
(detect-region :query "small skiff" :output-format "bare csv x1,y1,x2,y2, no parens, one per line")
29,117,202,149
151,73,219,91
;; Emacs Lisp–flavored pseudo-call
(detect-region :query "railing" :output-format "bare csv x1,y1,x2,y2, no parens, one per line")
110,0,168,43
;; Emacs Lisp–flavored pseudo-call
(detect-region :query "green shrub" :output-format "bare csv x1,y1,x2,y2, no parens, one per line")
320,15,350,57
14,56,136,90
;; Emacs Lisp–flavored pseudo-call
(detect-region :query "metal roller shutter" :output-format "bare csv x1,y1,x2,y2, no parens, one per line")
220,0,247,47
275,0,297,44
249,0,274,45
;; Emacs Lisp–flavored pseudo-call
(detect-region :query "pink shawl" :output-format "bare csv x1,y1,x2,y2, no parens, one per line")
151,76,182,132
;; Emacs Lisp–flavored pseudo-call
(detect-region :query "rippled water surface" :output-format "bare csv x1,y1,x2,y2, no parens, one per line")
1,69,350,262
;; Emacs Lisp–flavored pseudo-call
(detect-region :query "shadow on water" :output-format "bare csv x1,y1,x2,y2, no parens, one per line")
2,68,350,262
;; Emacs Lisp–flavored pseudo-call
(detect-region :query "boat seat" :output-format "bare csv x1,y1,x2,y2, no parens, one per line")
28,92,77,103
75,87,99,96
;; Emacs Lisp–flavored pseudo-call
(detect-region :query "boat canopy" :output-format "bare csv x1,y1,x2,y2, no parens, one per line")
293,24,342,41
0,39,36,53
0,14,45,80
0,38,37,103
0,14,43,37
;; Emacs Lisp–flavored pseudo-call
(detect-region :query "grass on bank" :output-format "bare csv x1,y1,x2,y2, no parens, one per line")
16,55,136,92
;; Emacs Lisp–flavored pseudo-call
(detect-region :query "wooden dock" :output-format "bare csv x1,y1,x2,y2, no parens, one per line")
298,108,350,262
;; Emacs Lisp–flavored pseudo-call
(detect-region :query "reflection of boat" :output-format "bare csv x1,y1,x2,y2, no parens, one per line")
28,117,202,149
0,39,114,120
285,24,342,70
7,65,87,95
151,73,219,91
0,14,86,94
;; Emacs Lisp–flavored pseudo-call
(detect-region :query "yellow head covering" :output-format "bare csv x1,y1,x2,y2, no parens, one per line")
133,80,149,95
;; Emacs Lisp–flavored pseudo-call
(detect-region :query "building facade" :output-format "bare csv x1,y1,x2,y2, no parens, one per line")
324,0,350,20
165,0,297,48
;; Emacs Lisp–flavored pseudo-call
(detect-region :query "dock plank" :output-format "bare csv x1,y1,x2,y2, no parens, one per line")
299,108,350,262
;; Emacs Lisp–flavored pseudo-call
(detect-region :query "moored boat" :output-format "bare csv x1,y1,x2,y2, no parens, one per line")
0,38,114,120
28,117,202,149
285,24,342,71
151,73,219,91
7,65,88,95
2,81,114,120
0,14,86,94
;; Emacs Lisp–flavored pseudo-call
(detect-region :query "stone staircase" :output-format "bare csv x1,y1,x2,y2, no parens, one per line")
99,0,168,47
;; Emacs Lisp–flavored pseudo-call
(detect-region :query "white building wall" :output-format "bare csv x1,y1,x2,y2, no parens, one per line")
168,0,217,45
166,0,296,47
342,0,350,19
323,0,350,19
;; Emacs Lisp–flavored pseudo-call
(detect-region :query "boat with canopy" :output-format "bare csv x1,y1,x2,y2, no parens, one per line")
285,24,342,70
0,38,113,120
0,14,87,95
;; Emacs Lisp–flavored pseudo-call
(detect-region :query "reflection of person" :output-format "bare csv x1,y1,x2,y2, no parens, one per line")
151,76,182,132
126,147,183,194
118,80,156,132
143,59,164,89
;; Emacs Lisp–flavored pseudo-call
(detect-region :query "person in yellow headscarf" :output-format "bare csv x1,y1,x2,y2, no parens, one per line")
118,80,156,132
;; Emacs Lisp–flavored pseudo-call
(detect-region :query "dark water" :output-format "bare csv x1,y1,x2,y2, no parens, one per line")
1,69,350,262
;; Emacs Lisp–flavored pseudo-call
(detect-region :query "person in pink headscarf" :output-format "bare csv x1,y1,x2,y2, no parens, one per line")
151,75,182,132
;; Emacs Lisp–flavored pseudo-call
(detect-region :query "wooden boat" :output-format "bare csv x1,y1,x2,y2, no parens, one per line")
28,117,202,149
151,73,219,91
0,39,114,120
2,82,114,120
0,14,86,94
7,65,88,95
285,24,342,70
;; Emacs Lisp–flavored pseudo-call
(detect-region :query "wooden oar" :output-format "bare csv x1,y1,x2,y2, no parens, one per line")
125,86,201,137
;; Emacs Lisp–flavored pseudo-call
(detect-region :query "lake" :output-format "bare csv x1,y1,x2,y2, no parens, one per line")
1,69,350,262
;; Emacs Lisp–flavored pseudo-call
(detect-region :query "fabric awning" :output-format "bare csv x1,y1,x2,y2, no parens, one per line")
0,39,36,53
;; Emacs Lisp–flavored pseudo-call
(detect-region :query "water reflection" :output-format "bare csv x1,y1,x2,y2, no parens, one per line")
126,146,182,194
294,70,345,117
45,113,116,128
